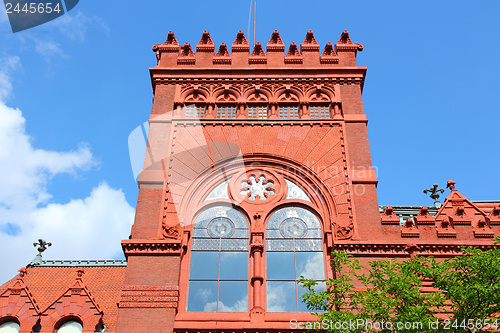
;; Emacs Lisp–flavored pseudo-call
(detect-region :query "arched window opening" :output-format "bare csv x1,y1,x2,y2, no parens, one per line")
247,105,267,119
187,206,249,312
266,206,325,312
0,321,20,333
309,104,330,119
56,320,83,333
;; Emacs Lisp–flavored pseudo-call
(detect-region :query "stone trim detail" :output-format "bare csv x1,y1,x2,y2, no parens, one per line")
121,240,182,256
333,243,496,257
119,286,179,309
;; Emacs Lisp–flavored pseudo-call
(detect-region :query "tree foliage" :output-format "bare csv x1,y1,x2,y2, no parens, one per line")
299,237,500,333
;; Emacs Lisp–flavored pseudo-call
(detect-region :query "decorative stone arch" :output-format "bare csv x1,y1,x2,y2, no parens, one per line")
305,86,335,103
213,87,240,103
53,316,84,333
175,153,339,317
184,92,207,104
243,86,272,103
275,87,302,103
176,153,337,234
179,86,210,104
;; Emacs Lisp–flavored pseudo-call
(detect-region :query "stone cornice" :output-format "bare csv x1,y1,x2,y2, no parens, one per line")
333,243,497,257
150,68,366,85
121,239,182,257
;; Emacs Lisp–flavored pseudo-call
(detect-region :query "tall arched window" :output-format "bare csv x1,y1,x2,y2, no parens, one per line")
182,172,327,316
187,205,249,312
266,207,325,312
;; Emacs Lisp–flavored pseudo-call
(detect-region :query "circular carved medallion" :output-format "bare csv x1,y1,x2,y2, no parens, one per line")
280,217,308,238
207,217,235,238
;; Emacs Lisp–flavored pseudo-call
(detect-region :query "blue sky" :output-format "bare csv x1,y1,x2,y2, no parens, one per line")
0,0,499,281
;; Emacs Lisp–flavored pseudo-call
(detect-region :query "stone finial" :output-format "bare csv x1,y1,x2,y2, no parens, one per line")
266,30,285,53
164,31,178,45
179,43,195,57
197,31,215,53
302,30,318,45
301,30,319,53
383,206,394,215
77,269,84,279
381,206,400,225
251,42,266,56
18,267,27,278
198,30,214,46
267,30,284,45
336,30,363,51
285,42,301,57
447,180,456,191
216,43,230,57
403,218,414,228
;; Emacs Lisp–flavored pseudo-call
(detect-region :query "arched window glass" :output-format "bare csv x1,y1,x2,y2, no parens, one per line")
278,105,299,119
285,179,312,202
247,105,267,119
57,321,83,333
184,104,205,119
187,206,249,312
204,179,230,201
216,104,237,119
266,207,324,312
0,322,20,333
309,104,330,119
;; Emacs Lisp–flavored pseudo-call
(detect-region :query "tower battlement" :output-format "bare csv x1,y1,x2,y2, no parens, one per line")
152,30,363,68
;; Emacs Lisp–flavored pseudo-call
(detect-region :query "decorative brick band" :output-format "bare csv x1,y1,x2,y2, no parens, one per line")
333,243,496,257
119,286,179,309
121,240,182,256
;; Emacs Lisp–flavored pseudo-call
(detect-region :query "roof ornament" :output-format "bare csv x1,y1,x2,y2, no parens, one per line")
423,184,445,208
28,239,52,266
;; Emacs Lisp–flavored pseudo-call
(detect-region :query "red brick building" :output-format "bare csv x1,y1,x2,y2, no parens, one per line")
1,30,499,333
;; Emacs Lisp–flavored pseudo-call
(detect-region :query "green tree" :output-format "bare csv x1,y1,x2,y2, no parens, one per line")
299,237,500,333
417,237,500,332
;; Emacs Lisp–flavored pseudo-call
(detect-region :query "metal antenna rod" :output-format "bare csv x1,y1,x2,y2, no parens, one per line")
247,0,252,41
253,0,256,47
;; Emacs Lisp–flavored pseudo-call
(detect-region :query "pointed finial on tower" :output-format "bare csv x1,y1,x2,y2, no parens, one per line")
447,180,456,191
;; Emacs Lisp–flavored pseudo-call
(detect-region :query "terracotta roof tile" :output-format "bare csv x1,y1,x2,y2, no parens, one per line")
1,265,125,332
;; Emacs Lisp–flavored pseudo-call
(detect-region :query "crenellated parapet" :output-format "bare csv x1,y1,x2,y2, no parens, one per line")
152,29,362,69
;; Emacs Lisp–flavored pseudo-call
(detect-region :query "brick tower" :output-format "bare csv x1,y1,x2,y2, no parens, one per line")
116,29,378,333
2,29,498,333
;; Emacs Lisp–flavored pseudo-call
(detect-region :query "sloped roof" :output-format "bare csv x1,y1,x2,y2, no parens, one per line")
0,261,126,332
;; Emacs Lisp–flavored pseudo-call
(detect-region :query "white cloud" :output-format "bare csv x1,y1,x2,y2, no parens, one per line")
34,40,67,62
49,11,110,41
204,296,248,312
0,56,22,102
0,59,135,283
